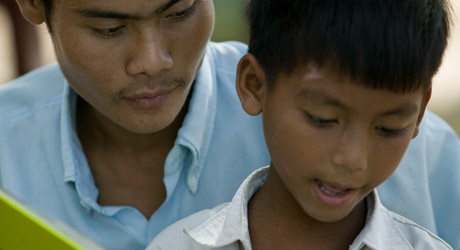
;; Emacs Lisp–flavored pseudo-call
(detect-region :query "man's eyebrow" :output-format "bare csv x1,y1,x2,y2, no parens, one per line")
155,0,182,14
76,0,182,20
76,9,143,20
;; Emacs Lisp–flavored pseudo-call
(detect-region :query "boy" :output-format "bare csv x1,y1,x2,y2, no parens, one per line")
146,0,454,249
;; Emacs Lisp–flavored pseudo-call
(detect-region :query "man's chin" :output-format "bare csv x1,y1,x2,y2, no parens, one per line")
121,121,175,135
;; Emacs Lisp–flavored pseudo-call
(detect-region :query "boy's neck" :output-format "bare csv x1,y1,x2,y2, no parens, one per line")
248,167,367,250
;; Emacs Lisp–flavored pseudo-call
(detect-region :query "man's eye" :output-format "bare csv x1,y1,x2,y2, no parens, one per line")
167,6,194,20
376,126,407,137
305,113,337,127
94,26,126,37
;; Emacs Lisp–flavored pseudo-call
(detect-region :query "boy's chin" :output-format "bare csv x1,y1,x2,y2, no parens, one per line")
303,200,365,224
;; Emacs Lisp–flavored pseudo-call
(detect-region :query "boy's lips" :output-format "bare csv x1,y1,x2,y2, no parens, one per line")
313,179,359,206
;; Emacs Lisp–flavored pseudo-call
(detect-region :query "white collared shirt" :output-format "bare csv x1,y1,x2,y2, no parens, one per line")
147,167,453,250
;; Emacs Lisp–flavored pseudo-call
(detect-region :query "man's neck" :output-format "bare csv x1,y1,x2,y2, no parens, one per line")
76,96,188,218
248,167,366,250
77,96,186,154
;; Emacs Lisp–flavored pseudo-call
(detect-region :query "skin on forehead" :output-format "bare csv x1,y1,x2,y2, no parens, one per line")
59,0,186,20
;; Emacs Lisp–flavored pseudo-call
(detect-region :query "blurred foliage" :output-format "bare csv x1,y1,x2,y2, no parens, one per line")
211,0,249,43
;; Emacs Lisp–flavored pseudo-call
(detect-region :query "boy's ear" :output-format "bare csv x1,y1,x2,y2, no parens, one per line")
412,87,432,138
15,0,46,25
236,54,267,116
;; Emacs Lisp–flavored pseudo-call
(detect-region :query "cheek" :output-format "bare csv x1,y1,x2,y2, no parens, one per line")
370,138,412,185
174,5,214,67
62,35,116,77
263,106,321,177
53,30,122,98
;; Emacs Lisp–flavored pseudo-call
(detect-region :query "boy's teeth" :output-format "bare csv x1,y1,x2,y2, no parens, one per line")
317,180,347,196
320,185,338,195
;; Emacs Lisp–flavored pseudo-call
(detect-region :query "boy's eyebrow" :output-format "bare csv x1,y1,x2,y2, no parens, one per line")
298,89,419,116
298,89,344,108
76,0,182,20
378,103,419,117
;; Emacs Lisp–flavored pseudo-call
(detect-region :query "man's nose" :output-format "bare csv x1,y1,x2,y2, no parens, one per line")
331,129,369,172
126,32,173,76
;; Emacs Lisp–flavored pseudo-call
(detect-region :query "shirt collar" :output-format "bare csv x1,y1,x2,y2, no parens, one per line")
173,45,218,193
184,167,268,249
60,82,100,209
350,191,414,250
185,167,415,250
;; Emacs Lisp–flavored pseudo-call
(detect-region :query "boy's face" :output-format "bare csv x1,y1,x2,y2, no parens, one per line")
26,0,214,133
237,57,429,223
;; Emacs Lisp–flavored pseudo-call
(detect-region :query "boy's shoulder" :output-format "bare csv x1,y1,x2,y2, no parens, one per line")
388,210,453,250
147,167,269,250
147,204,229,250
352,192,453,250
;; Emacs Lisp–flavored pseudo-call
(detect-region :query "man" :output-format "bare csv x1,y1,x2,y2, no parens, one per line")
1,0,459,249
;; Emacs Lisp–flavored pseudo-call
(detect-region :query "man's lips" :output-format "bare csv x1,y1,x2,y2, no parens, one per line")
123,89,172,109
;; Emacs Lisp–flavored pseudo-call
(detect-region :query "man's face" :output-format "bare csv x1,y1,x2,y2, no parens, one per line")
49,0,214,133
262,67,428,222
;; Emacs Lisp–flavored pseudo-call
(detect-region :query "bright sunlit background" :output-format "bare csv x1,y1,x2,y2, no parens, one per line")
1,0,459,134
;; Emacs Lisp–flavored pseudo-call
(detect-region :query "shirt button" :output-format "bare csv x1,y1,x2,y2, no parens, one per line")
187,176,198,192
80,200,92,214
165,164,179,175
165,146,184,175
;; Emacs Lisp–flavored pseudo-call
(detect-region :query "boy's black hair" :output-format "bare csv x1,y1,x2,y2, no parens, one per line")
247,0,451,93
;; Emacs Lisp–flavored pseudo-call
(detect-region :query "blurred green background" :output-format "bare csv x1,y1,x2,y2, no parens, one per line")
212,0,248,43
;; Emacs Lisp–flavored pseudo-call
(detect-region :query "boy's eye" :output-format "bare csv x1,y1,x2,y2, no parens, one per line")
305,113,337,127
376,126,407,137
94,26,126,37
166,6,194,20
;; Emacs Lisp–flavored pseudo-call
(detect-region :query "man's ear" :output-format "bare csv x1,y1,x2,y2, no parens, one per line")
236,54,267,116
15,0,45,25
412,87,432,138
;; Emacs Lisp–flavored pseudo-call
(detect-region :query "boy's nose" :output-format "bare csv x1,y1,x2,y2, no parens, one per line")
331,130,369,172
126,33,173,76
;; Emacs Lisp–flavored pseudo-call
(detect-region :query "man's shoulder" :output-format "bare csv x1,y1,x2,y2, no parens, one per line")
207,40,248,59
0,64,65,120
419,110,457,140
206,41,247,73
403,110,459,167
388,210,453,250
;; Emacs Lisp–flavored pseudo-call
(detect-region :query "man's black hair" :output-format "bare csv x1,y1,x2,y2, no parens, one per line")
247,0,451,92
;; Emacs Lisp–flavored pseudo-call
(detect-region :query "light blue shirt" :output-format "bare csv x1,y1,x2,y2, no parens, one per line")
0,41,459,250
